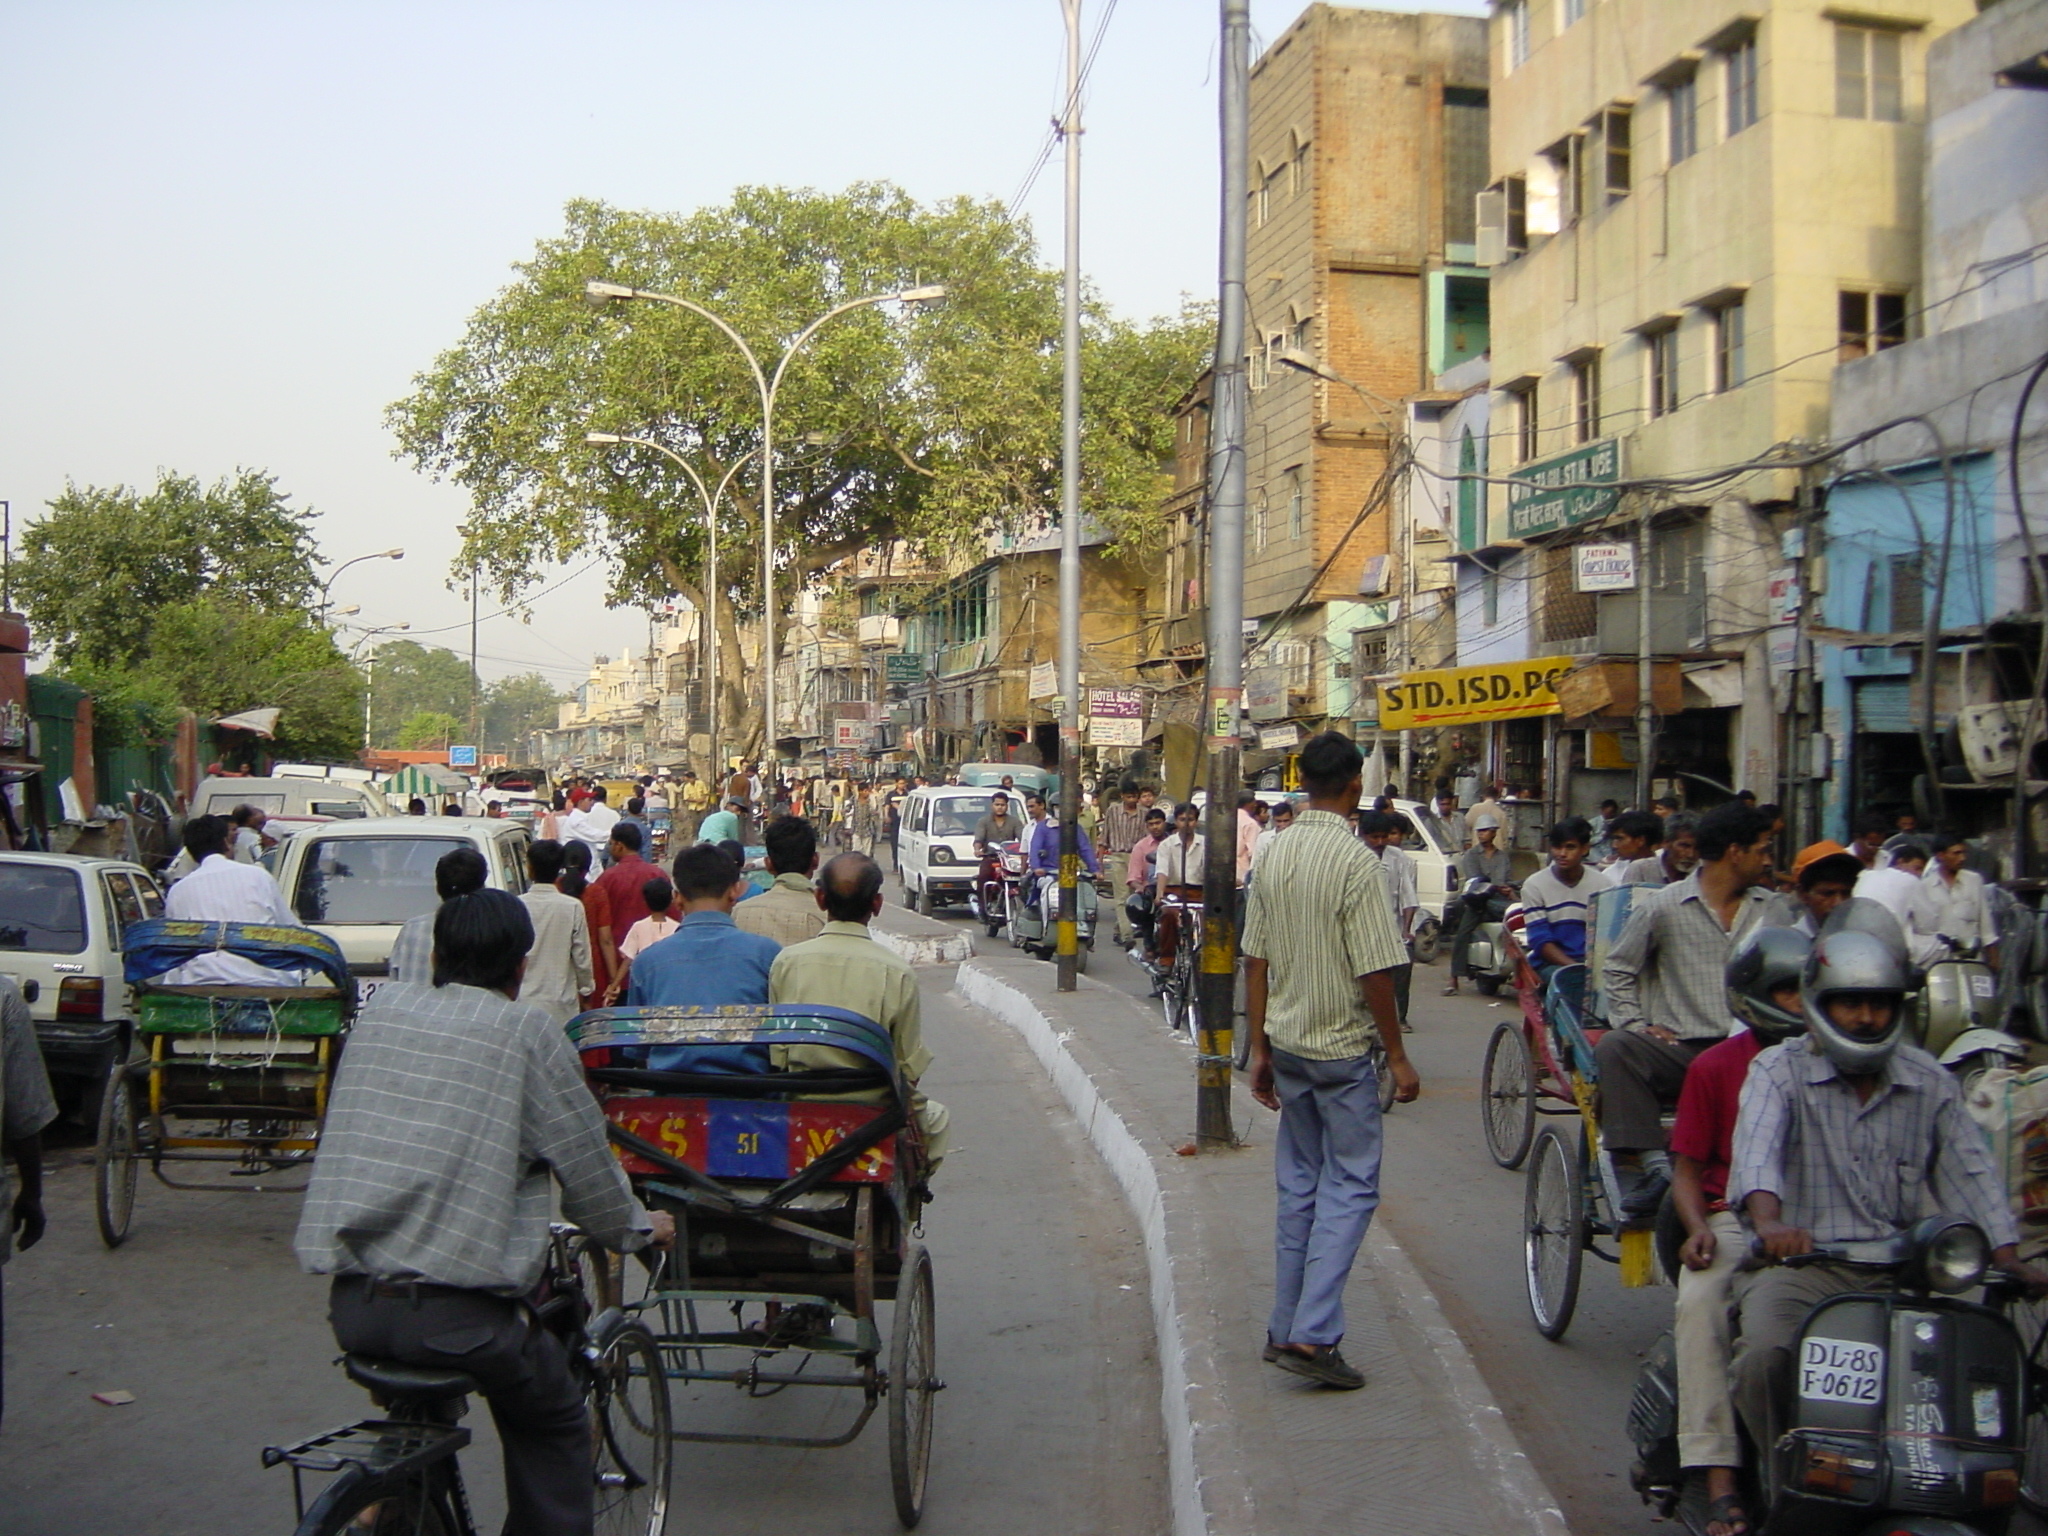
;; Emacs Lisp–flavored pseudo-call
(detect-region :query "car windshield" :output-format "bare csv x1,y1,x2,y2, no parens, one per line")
201,792,288,816
1402,805,1452,853
931,797,992,837
0,864,87,952
294,836,470,925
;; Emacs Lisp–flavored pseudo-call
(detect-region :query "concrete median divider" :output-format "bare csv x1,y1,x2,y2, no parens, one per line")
956,952,1571,1536
869,902,974,966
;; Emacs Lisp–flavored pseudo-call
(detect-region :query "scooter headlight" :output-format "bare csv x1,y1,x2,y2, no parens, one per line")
1912,1218,1991,1294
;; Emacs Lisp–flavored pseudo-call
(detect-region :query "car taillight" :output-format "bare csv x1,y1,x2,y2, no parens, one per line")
58,976,105,1020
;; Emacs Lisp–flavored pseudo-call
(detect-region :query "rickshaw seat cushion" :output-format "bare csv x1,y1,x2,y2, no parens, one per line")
343,1355,478,1401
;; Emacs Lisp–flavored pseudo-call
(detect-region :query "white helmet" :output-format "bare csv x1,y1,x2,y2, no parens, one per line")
1804,929,1911,1076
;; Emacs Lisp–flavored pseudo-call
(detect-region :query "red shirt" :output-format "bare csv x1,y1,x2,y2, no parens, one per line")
591,853,655,947
1667,1028,1764,1204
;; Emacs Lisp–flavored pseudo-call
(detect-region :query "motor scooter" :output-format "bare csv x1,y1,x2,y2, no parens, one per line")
1010,866,1099,971
1459,881,1517,996
1913,939,2004,1060
968,839,1025,939
1628,1216,2036,1536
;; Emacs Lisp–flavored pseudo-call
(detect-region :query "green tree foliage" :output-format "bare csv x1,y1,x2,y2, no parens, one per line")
366,640,477,744
388,185,1210,750
482,673,564,758
136,598,365,762
15,470,321,668
395,710,464,750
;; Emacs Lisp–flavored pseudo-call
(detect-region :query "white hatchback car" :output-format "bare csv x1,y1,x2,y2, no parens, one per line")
272,816,532,1006
0,852,165,1108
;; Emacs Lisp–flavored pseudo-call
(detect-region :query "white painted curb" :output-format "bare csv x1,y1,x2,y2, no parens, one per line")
875,926,973,967
956,958,1571,1536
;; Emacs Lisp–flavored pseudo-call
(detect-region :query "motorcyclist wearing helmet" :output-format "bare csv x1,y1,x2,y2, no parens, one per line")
1727,928,2048,1470
1666,926,1811,1536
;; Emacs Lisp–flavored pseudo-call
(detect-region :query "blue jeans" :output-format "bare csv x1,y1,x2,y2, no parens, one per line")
1269,1046,1384,1347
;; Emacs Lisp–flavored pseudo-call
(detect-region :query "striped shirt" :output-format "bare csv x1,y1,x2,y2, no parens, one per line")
295,980,652,1294
1520,863,1613,964
1098,802,1146,856
1241,809,1407,1061
1730,1039,2016,1248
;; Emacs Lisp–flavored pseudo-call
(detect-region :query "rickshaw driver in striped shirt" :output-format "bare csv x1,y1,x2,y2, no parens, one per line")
1242,730,1418,1392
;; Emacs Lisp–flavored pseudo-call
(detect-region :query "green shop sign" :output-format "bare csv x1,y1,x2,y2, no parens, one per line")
884,652,926,685
1505,438,1621,539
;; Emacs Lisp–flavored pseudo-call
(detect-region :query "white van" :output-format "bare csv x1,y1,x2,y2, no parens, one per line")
896,786,996,916
190,775,388,832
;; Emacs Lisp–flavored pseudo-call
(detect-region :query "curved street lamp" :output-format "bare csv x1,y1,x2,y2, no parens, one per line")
319,548,405,621
342,621,411,746
583,279,945,767
584,431,757,776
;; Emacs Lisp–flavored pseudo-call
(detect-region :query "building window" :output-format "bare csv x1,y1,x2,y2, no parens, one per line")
1290,135,1310,195
1542,544,1598,642
1505,0,1530,70
1888,551,1923,631
1456,427,1485,550
1713,300,1746,391
1646,324,1680,418
1248,340,1270,390
1667,72,1698,164
1289,314,1313,356
1482,566,1501,627
1287,467,1305,539
1571,353,1601,442
1255,169,1271,228
1561,0,1586,25
1602,106,1631,200
1254,492,1269,552
1547,134,1588,225
1725,35,1760,135
1509,382,1541,462
1839,290,1908,361
1836,25,1904,122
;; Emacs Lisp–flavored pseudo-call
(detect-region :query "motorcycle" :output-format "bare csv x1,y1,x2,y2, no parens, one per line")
968,840,1025,939
1628,1216,2037,1536
1009,865,1099,971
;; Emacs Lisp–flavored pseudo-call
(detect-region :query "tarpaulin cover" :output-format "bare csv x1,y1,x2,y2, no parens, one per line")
569,1003,898,1082
123,917,353,999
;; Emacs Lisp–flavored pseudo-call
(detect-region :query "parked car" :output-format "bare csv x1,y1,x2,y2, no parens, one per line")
0,852,165,1116
272,816,532,1007
896,786,997,916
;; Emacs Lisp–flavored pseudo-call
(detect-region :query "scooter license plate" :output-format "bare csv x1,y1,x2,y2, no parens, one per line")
1798,1337,1883,1404
1971,973,1996,998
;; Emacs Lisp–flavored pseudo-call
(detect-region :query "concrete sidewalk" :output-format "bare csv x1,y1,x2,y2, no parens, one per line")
957,946,1570,1536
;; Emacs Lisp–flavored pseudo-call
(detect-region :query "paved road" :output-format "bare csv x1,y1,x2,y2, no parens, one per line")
0,971,1166,1536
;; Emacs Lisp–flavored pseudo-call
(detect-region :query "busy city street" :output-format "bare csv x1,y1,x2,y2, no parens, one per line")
5,1,2048,1534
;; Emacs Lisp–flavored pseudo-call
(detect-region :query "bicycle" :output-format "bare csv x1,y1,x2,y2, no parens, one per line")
1156,894,1204,1044
266,1225,672,1536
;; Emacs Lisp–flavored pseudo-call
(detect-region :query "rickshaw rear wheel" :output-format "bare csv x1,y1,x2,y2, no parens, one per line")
1481,1020,1536,1170
1524,1124,1586,1341
94,1061,139,1249
888,1244,939,1528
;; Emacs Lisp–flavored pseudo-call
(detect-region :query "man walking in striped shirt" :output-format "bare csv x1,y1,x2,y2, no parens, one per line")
1243,732,1417,1390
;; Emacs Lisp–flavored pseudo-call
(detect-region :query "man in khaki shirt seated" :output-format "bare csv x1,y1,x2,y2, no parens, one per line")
768,852,949,1170
735,816,827,949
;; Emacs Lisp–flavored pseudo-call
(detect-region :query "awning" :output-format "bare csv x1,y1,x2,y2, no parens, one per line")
215,707,281,738
1681,662,1746,709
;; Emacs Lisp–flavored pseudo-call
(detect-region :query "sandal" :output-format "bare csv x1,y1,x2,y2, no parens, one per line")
1441,984,1460,997
1703,1493,1749,1536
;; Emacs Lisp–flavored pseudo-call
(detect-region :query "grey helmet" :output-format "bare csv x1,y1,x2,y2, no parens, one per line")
1803,928,1911,1075
1726,925,1812,1041
1817,895,1911,967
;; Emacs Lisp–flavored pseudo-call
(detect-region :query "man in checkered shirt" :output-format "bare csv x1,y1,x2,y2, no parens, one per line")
297,889,674,1535
1726,926,2047,1462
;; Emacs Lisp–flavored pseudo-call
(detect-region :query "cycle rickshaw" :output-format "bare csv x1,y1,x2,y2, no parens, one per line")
1474,888,1663,1339
96,917,355,1247
568,1003,942,1528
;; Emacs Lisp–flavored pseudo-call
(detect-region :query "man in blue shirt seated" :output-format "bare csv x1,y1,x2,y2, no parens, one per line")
1026,799,1099,914
624,844,781,1007
1517,817,1612,981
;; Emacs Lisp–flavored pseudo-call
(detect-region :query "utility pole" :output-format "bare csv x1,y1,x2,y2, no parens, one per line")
1055,0,1085,991
1197,0,1250,1148
469,560,482,746
1635,511,1655,810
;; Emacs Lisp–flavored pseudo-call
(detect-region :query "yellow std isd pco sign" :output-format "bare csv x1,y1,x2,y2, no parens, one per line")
1375,659,1574,730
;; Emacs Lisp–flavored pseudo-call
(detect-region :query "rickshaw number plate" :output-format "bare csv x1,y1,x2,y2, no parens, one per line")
1798,1337,1883,1404
607,1097,896,1184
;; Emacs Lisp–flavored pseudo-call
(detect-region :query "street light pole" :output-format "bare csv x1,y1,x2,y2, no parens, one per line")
1055,0,1085,993
1198,0,1251,1149
585,432,757,779
344,622,411,748
318,548,405,622
583,280,944,779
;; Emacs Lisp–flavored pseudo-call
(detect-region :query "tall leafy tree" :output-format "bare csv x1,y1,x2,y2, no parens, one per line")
389,186,1210,752
482,673,564,759
137,597,365,762
366,640,477,744
15,470,322,667
395,711,464,750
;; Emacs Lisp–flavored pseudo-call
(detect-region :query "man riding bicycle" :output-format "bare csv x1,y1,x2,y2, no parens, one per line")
1153,802,1206,966
296,890,675,1536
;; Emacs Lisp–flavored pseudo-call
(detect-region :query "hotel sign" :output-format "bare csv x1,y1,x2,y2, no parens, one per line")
1505,438,1622,539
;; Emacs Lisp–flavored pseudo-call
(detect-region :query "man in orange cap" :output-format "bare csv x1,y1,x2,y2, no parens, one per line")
1772,842,1862,936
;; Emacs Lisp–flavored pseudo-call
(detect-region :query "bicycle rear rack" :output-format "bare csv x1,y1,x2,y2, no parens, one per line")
264,1419,471,1521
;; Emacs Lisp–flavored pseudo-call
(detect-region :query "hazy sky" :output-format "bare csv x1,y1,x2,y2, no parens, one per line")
0,0,1482,688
